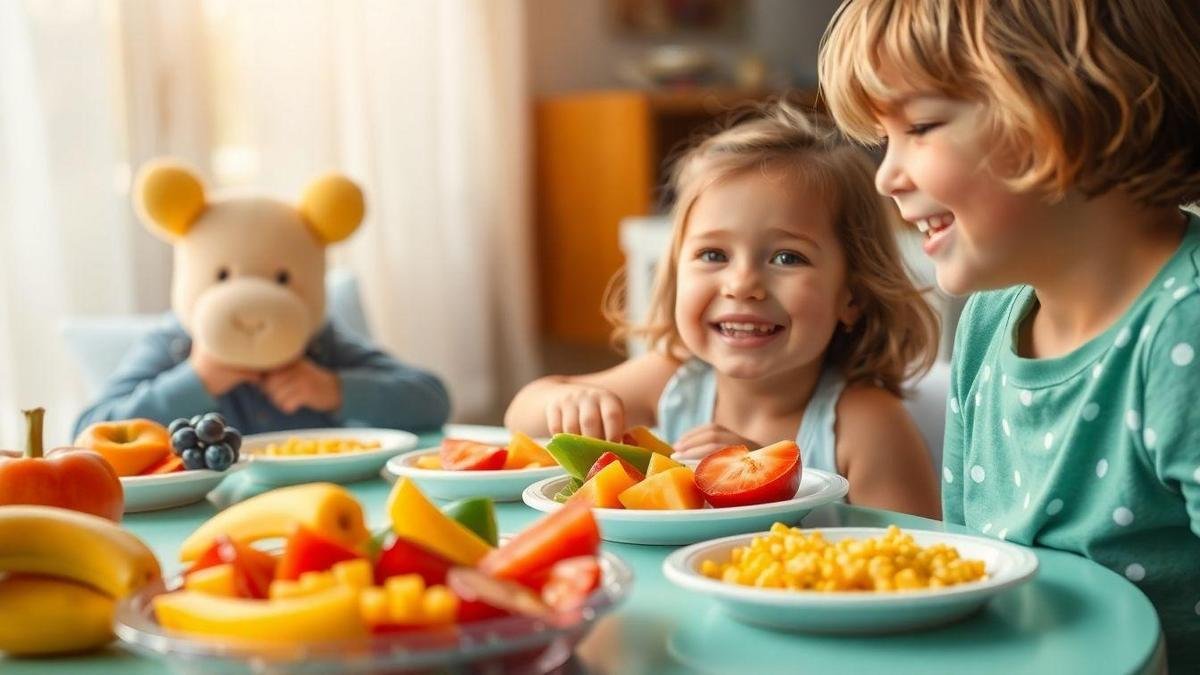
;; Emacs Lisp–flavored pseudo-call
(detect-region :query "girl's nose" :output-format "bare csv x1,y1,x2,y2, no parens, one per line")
721,264,767,301
874,142,914,197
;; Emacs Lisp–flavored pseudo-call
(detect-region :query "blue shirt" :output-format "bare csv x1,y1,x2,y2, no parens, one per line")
73,314,451,437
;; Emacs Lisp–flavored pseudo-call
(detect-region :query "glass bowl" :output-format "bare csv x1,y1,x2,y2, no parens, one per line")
114,552,633,674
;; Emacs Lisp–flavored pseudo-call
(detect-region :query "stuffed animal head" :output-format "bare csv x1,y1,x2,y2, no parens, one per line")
133,159,364,370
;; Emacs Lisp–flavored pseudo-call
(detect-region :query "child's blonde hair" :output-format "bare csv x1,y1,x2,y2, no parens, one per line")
818,0,1200,207
606,101,939,396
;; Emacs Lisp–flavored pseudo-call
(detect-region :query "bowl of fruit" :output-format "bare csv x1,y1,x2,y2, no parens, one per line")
523,434,849,545
114,478,632,673
77,414,246,513
385,426,561,502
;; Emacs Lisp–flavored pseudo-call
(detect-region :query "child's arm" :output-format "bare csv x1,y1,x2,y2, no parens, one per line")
835,385,941,519
73,322,219,437
316,325,451,432
504,352,680,441
1141,296,1200,541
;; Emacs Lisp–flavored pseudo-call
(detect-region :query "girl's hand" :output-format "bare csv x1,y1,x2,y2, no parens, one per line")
672,423,759,460
261,358,342,414
546,384,626,442
190,345,263,396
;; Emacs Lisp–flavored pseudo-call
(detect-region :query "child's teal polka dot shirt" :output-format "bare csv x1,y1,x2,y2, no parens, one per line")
944,211,1200,670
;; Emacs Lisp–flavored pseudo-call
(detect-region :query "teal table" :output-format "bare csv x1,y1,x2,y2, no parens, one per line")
3,432,1166,675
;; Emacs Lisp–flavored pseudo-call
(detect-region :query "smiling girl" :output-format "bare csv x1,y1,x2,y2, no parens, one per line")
506,103,942,517
819,0,1200,667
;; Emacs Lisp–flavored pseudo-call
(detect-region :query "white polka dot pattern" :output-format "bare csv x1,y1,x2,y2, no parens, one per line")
1125,563,1145,582
1172,343,1194,367
1113,507,1134,527
1096,459,1108,478
970,465,986,483
1046,499,1064,516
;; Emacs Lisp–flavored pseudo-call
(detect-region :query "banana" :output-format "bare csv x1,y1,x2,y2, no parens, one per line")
0,574,116,656
153,585,366,642
0,505,162,598
179,482,369,562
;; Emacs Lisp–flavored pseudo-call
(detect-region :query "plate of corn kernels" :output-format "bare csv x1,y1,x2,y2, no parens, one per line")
662,524,1038,634
240,428,418,485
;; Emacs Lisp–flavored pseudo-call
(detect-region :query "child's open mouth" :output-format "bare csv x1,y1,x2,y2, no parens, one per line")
711,321,783,345
914,213,955,238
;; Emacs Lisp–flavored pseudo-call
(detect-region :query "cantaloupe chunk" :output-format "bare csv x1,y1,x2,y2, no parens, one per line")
618,467,704,510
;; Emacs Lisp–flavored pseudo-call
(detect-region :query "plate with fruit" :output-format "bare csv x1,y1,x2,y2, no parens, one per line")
114,478,633,673
239,427,419,485
662,525,1038,633
385,427,560,502
523,435,849,545
75,415,246,513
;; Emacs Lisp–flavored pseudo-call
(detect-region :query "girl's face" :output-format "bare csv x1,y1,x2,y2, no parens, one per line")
674,167,858,382
873,82,1057,295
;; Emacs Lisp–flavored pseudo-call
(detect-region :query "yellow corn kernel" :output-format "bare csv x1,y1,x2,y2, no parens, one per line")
421,585,460,624
268,579,306,600
298,571,336,594
359,586,389,625
332,558,373,589
386,574,425,624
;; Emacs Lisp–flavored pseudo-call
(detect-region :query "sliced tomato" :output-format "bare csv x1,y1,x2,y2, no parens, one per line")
275,525,364,581
540,556,601,612
584,451,645,483
374,536,455,586
447,566,551,623
439,439,508,471
477,499,600,587
694,440,802,508
186,535,278,599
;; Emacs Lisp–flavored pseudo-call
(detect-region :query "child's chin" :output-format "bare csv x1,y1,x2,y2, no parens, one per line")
934,266,979,298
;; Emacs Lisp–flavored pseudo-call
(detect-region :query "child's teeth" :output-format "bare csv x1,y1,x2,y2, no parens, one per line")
720,322,775,335
916,219,930,233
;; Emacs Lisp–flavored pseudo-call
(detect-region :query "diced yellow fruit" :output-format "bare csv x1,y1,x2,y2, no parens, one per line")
421,585,459,624
359,587,389,626
179,483,369,562
645,452,684,477
183,563,238,597
332,558,373,589
569,461,639,508
298,571,335,594
415,455,443,470
385,574,425,624
618,467,705,509
268,579,305,600
504,432,555,470
386,478,493,565
624,426,675,456
153,586,366,643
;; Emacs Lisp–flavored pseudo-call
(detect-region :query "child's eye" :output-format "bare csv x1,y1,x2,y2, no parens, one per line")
770,250,809,266
697,249,727,263
907,122,941,136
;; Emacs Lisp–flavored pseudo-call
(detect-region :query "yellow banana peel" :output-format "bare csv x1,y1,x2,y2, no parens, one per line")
153,585,366,642
0,505,162,599
179,482,369,562
0,574,116,656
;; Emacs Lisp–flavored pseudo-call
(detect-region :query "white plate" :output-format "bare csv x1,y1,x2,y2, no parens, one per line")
663,527,1039,634
522,469,849,545
385,430,561,502
120,461,247,513
240,428,418,485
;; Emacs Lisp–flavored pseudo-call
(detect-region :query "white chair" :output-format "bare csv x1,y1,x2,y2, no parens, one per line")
902,361,950,483
60,268,371,397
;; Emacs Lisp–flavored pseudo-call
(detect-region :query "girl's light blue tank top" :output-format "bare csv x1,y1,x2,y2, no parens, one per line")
655,359,845,475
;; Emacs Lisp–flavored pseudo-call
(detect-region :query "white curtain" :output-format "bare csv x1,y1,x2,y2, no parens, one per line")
0,0,539,446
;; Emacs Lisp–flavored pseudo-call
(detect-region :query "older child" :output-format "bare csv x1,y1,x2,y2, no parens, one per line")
507,103,942,517
819,0,1200,667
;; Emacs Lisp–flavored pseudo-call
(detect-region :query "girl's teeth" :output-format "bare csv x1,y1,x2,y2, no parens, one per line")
718,322,777,336
916,214,954,236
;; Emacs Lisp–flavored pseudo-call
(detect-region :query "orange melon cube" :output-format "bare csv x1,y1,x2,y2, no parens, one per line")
622,426,674,456
569,461,640,508
645,453,683,477
618,467,704,510
504,432,554,469
184,563,238,597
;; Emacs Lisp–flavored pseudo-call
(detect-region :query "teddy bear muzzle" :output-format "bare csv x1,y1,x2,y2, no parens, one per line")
190,277,315,370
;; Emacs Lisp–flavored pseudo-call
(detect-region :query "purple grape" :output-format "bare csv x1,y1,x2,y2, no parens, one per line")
222,427,242,452
204,443,235,472
181,447,206,470
168,418,191,435
172,428,200,455
196,418,225,444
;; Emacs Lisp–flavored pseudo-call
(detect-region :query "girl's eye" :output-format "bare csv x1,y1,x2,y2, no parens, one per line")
697,249,727,263
907,122,941,136
771,250,809,266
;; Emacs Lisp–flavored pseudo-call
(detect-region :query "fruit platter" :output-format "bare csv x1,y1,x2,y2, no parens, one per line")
239,427,419,486
386,427,561,502
523,433,849,545
112,478,633,672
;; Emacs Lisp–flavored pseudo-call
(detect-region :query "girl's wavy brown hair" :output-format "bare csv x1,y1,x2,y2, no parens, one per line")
818,0,1200,207
605,101,939,396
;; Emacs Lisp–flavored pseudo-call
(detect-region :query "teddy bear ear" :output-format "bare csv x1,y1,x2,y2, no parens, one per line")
133,159,206,239
298,174,365,244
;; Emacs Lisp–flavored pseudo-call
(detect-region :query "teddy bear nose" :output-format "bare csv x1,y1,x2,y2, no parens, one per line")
231,314,267,338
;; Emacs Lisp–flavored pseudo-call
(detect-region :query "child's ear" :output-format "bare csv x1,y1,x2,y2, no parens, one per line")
133,159,206,240
299,174,365,244
838,293,862,331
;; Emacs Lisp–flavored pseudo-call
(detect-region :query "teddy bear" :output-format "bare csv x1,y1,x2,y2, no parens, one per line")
73,159,450,437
